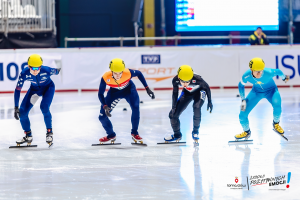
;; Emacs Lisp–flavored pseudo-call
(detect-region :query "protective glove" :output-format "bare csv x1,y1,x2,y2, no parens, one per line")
241,100,246,112
14,107,20,120
283,75,290,83
207,102,213,113
103,105,112,117
146,87,155,99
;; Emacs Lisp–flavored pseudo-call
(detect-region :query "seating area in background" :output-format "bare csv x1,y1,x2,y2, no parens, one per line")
0,0,52,33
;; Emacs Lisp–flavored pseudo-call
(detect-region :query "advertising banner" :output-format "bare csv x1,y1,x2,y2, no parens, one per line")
0,45,299,92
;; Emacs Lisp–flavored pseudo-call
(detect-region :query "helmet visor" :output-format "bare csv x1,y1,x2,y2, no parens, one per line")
179,78,191,83
30,66,41,71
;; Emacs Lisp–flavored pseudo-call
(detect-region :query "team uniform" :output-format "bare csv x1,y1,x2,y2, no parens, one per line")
98,68,151,142
239,68,285,132
14,66,60,145
166,72,213,143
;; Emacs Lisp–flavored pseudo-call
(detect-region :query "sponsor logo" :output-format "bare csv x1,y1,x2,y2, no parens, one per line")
41,77,47,80
192,80,196,83
26,75,31,78
141,55,161,64
107,79,110,82
227,176,247,189
132,67,176,82
40,73,47,76
40,81,45,83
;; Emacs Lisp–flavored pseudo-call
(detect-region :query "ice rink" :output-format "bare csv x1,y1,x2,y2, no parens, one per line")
0,88,299,199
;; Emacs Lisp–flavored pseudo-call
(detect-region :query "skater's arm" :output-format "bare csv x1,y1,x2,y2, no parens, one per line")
98,78,107,106
272,69,286,80
202,81,212,103
129,69,148,88
49,67,60,75
238,82,246,100
14,73,25,107
172,78,179,109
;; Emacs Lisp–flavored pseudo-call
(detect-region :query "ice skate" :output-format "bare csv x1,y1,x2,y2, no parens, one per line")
157,134,186,145
192,131,199,143
16,131,33,146
92,136,121,146
228,130,253,144
131,134,143,144
273,122,288,141
46,131,54,147
9,132,37,148
131,134,147,146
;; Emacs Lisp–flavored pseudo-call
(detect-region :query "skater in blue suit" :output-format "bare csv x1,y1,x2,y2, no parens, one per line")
14,54,61,146
235,57,290,140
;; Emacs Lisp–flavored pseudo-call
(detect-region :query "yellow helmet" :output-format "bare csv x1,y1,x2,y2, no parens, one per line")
249,57,265,71
177,65,194,81
109,58,125,73
28,54,43,67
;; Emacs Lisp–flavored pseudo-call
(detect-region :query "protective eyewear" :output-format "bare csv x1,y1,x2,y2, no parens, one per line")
179,79,191,83
254,70,263,73
30,66,41,71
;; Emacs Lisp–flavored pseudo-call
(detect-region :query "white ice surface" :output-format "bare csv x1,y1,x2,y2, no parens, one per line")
0,88,299,199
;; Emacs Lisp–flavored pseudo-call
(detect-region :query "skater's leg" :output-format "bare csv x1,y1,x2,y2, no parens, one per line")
98,91,118,138
40,83,55,130
19,89,36,133
170,92,193,138
266,88,284,134
239,90,262,131
192,90,205,132
125,88,140,135
266,88,282,123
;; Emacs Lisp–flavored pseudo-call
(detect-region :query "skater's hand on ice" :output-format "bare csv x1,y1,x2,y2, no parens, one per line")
283,75,290,83
241,100,246,112
14,107,20,120
207,102,213,113
103,105,112,117
146,87,155,99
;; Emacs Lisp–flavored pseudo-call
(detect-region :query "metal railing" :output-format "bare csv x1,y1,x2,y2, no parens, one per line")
64,35,289,48
0,0,56,36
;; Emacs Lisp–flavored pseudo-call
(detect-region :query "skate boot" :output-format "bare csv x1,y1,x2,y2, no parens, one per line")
273,121,288,141
192,131,199,143
16,131,33,146
273,121,284,135
164,134,182,143
99,136,116,144
234,130,251,141
131,134,143,144
46,129,53,147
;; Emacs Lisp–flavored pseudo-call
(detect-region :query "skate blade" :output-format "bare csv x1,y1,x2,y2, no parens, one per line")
157,142,186,145
131,143,147,146
92,143,121,146
228,140,253,144
9,145,37,148
273,129,288,141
